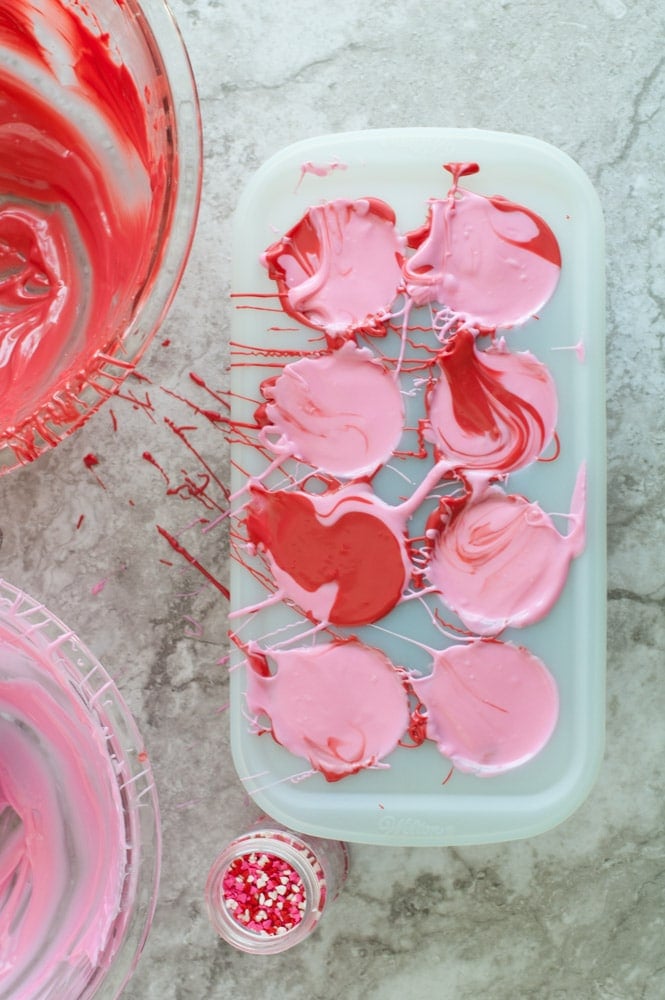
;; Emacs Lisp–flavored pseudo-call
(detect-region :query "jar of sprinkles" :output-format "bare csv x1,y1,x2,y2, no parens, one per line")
205,825,349,954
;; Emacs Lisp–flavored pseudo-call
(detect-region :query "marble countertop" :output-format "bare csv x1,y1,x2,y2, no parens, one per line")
2,0,664,997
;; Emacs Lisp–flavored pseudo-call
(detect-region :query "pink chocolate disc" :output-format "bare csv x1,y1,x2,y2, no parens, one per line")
259,341,404,477
403,186,561,330
244,639,410,781
411,639,559,775
425,467,586,635
262,198,404,342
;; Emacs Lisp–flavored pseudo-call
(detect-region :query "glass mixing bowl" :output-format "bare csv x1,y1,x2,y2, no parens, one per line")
0,0,202,471
0,580,161,999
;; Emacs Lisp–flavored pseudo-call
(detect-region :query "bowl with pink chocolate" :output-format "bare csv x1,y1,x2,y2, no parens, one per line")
0,0,202,471
0,580,161,1000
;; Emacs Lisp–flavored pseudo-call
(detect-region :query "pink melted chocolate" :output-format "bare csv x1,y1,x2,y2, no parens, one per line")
403,163,561,330
425,465,586,636
261,197,404,344
243,639,410,781
410,639,559,775
0,624,127,999
0,0,166,448
257,341,404,477
232,160,581,780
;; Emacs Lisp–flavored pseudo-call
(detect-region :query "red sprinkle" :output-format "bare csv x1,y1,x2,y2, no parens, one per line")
222,852,307,936
83,453,99,468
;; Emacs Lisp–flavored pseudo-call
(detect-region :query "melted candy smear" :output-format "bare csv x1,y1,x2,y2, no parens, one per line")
0,622,127,999
0,0,166,446
228,161,584,783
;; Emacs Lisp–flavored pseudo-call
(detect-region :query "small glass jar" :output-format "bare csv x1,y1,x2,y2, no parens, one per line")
205,825,349,954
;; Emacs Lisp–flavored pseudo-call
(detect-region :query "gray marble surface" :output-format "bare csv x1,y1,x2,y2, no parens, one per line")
2,0,664,997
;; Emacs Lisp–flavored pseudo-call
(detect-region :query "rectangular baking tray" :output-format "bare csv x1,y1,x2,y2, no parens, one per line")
228,128,605,846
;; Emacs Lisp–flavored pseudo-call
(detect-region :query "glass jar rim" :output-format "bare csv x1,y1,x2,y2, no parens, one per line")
205,829,330,955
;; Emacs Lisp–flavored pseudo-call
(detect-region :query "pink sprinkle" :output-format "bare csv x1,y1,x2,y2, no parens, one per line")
222,852,307,936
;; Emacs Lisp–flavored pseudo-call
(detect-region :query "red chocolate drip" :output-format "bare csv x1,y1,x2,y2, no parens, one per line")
164,418,230,500
156,526,230,600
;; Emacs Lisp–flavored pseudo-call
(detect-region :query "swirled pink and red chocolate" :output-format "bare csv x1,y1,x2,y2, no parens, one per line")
232,160,584,784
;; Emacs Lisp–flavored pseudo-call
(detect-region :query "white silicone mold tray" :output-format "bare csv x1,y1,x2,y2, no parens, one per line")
228,128,605,846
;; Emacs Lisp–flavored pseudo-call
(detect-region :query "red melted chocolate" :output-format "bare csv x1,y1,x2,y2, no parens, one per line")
246,485,409,626
426,328,558,474
0,0,167,445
